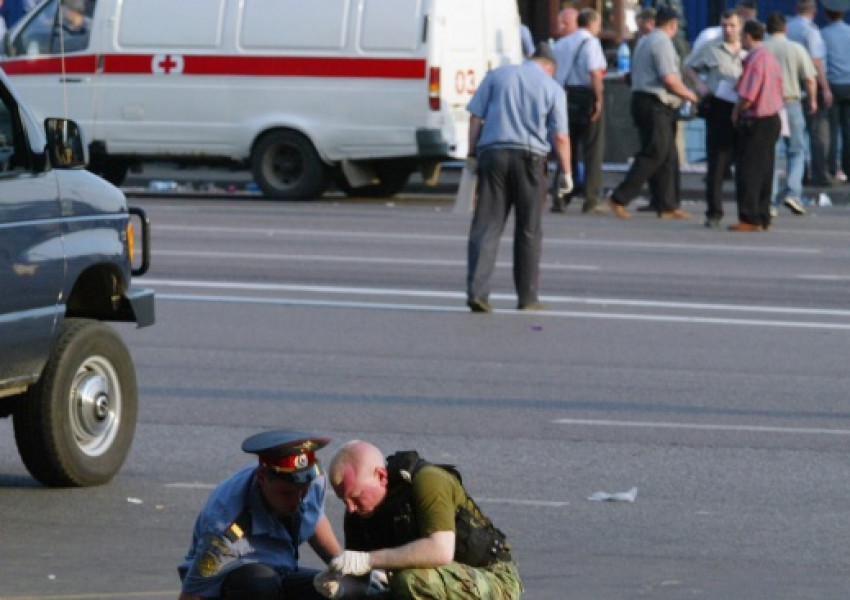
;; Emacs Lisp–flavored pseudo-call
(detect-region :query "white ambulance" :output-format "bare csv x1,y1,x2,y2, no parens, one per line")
2,0,522,199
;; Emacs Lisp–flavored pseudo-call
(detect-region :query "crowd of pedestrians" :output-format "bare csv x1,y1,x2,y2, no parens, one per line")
468,1,849,310
530,0,848,232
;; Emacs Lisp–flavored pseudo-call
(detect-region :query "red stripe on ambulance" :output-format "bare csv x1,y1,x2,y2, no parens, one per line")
2,54,427,79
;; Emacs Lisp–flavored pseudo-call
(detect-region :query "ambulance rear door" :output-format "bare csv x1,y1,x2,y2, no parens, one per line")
427,0,521,159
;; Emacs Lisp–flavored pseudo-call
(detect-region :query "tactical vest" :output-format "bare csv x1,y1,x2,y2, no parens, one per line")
343,450,511,567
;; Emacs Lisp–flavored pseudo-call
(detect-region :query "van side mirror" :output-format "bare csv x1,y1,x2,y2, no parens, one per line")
44,118,87,168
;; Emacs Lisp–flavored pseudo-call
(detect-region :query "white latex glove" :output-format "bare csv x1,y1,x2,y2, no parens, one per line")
557,171,574,198
313,570,343,599
330,550,372,576
465,156,478,175
369,569,389,592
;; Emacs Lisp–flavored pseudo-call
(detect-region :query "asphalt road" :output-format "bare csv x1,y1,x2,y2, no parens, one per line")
1,193,849,599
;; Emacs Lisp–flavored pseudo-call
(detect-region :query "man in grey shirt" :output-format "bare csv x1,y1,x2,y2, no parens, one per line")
608,6,697,220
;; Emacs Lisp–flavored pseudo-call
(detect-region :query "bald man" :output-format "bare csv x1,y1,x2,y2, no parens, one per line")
323,441,521,600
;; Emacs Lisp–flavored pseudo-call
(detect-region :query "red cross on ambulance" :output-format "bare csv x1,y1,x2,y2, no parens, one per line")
152,54,184,75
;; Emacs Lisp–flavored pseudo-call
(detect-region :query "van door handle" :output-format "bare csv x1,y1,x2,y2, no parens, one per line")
59,77,90,83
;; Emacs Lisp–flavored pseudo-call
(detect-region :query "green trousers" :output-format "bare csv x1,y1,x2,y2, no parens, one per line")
387,560,522,600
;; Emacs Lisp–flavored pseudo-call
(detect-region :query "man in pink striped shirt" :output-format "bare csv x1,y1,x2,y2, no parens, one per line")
730,19,784,231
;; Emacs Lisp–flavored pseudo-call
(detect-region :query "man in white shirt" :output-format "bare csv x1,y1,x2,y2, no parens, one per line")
692,0,757,54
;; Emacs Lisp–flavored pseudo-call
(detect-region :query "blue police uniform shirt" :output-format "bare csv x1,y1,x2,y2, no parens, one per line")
467,59,568,157
786,15,826,61
179,465,327,597
822,21,850,85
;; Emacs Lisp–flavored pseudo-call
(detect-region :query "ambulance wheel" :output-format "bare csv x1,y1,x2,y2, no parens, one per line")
336,163,412,198
252,131,329,200
13,319,138,487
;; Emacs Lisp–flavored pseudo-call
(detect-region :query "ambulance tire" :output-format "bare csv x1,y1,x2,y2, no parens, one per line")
336,163,412,198
252,131,329,200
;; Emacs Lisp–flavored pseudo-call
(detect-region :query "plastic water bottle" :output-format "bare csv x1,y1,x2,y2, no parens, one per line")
617,41,630,74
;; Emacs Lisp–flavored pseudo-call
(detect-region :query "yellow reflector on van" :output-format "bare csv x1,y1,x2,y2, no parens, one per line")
127,222,135,264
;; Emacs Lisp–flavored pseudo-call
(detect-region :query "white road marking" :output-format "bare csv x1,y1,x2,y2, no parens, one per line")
153,224,822,254
161,483,568,507
797,274,850,281
476,498,569,508
553,418,850,436
144,278,850,318
153,250,599,270
154,292,850,330
164,482,215,489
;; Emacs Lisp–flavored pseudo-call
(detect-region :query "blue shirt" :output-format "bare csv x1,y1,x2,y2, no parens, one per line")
786,15,826,61
822,21,850,85
552,29,607,88
467,60,567,156
179,465,327,597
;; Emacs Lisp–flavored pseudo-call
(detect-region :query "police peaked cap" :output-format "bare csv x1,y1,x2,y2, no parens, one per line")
821,0,850,11
242,430,330,484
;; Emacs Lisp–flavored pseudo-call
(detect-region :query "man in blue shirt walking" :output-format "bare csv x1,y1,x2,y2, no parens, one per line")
821,0,850,181
787,0,836,186
465,42,572,313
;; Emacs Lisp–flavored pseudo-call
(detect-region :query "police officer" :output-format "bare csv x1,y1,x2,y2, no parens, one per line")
465,41,572,313
321,440,522,600
178,431,342,600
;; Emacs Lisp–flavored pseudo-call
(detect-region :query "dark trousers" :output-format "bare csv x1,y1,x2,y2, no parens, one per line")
468,148,545,306
828,83,850,176
220,564,324,600
560,104,605,208
735,114,781,227
612,92,680,212
703,97,736,220
806,88,831,183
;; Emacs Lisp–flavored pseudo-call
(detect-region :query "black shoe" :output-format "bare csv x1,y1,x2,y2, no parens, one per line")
467,298,492,313
517,302,546,311
704,217,721,229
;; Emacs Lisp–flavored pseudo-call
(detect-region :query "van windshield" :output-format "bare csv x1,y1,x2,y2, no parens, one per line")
9,0,95,57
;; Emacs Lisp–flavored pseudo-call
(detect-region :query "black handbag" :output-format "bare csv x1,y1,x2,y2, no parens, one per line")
696,95,712,119
566,86,595,132
564,39,594,133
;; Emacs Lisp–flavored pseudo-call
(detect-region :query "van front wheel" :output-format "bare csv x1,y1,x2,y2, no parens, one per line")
252,131,329,200
13,319,137,487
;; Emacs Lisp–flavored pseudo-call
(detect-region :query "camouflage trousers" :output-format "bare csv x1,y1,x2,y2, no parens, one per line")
386,560,522,600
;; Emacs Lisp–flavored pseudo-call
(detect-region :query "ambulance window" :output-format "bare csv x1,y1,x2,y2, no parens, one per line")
360,0,421,52
8,0,94,57
241,0,348,50
53,0,95,54
9,0,59,57
118,0,224,49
